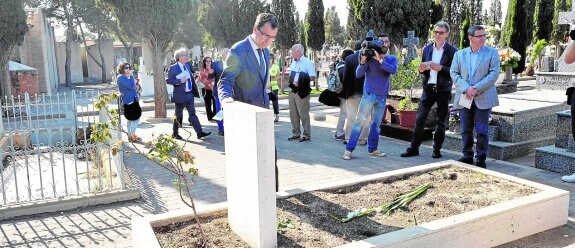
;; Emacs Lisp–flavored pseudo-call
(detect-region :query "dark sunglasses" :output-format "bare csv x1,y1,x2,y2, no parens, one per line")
434,31,446,35
124,65,132,70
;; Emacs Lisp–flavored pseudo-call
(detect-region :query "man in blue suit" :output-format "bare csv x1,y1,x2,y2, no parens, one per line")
401,21,457,159
218,13,279,191
166,48,211,140
450,25,500,168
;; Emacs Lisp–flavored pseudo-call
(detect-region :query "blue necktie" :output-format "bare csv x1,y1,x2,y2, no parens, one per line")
184,66,192,92
257,48,265,76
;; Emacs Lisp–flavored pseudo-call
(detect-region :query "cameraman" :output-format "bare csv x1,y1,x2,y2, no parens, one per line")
343,34,398,160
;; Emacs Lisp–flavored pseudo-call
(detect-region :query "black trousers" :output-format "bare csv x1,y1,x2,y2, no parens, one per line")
202,89,216,120
409,88,451,150
173,93,203,136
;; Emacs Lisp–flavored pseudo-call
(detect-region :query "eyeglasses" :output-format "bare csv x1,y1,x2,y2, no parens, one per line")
258,28,276,41
472,34,488,38
434,31,446,35
124,65,132,70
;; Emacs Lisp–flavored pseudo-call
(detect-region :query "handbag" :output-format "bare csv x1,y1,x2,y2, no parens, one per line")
196,80,206,89
319,90,341,107
123,100,142,121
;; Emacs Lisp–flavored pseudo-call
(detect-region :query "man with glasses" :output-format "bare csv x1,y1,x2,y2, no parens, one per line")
450,25,500,168
218,13,279,191
166,48,211,140
401,21,457,159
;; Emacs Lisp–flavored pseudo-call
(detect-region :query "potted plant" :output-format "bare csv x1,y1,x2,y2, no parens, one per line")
392,58,421,128
498,48,521,81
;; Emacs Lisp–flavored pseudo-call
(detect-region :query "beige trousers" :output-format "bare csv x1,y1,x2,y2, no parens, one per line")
289,93,311,138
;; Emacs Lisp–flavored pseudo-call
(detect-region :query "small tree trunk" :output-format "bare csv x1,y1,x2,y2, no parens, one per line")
97,32,107,83
151,46,167,118
63,0,73,87
0,50,12,97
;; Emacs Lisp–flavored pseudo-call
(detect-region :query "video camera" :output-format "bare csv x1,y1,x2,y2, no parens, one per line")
361,30,384,60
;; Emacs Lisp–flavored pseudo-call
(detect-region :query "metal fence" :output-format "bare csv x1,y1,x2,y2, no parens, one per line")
0,90,125,206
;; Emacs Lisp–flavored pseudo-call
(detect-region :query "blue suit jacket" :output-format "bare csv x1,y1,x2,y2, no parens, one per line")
450,46,500,110
421,43,457,92
166,63,199,103
217,37,270,109
117,75,138,104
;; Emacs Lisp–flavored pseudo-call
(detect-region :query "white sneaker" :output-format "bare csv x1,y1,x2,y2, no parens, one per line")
562,173,575,183
369,150,386,157
343,150,352,160
358,139,367,145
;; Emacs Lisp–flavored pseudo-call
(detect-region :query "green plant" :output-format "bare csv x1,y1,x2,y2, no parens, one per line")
392,58,421,111
92,93,207,243
531,39,548,69
333,182,433,223
398,97,417,111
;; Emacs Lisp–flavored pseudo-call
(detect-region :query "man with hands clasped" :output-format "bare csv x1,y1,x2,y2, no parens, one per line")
401,21,457,159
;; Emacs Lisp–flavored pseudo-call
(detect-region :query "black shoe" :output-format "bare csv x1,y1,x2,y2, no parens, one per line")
288,136,300,141
218,131,224,136
432,150,442,159
476,160,486,168
299,137,310,142
457,157,474,165
172,134,183,140
197,131,211,139
334,134,345,141
400,147,419,157
343,140,348,144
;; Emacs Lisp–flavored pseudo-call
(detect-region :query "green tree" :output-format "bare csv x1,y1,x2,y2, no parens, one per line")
460,9,471,49
469,0,484,24
305,0,325,52
100,0,193,118
172,7,204,50
324,6,345,46
488,0,503,26
298,18,306,51
41,0,78,87
0,0,28,96
532,0,555,43
271,0,297,90
551,0,572,44
439,0,466,48
500,0,536,72
75,0,114,83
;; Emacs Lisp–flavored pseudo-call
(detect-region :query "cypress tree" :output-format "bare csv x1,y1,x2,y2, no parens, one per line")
460,9,471,49
0,0,28,96
305,0,325,52
532,0,555,43
500,0,530,72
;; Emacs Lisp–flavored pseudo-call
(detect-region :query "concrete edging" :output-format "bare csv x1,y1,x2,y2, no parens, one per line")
0,189,141,220
131,160,569,248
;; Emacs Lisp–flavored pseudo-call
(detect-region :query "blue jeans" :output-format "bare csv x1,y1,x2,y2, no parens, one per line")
459,101,491,161
346,92,387,152
127,119,139,135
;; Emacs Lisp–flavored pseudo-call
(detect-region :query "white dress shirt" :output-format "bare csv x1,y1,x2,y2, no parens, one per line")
428,43,445,85
247,35,266,73
177,62,192,92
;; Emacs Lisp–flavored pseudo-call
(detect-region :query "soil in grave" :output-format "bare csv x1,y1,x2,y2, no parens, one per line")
154,166,540,248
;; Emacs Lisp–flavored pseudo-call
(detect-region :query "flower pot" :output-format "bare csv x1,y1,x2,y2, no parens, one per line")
399,110,417,128
504,66,512,81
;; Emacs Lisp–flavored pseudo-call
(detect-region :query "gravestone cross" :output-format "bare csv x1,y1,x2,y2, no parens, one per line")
402,31,419,65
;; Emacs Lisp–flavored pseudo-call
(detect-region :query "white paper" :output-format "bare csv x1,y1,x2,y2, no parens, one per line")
212,110,224,121
458,94,473,109
176,72,189,80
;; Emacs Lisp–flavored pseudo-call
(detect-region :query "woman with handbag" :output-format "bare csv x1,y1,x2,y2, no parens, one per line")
199,56,217,122
117,62,142,142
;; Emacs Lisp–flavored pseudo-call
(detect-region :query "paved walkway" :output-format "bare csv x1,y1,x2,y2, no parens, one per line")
2,88,575,247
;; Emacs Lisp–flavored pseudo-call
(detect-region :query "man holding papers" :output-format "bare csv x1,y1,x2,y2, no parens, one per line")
449,25,500,168
401,21,457,159
166,48,211,140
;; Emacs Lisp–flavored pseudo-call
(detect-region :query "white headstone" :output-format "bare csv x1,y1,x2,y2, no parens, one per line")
224,102,276,248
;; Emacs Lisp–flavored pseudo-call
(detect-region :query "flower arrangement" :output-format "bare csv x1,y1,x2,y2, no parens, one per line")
499,48,521,69
448,107,460,126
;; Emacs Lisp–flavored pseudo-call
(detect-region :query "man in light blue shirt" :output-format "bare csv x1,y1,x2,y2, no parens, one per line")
450,25,500,168
287,44,316,142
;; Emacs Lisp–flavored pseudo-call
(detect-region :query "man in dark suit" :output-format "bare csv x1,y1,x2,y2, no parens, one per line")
401,21,458,159
166,48,211,140
218,13,279,191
